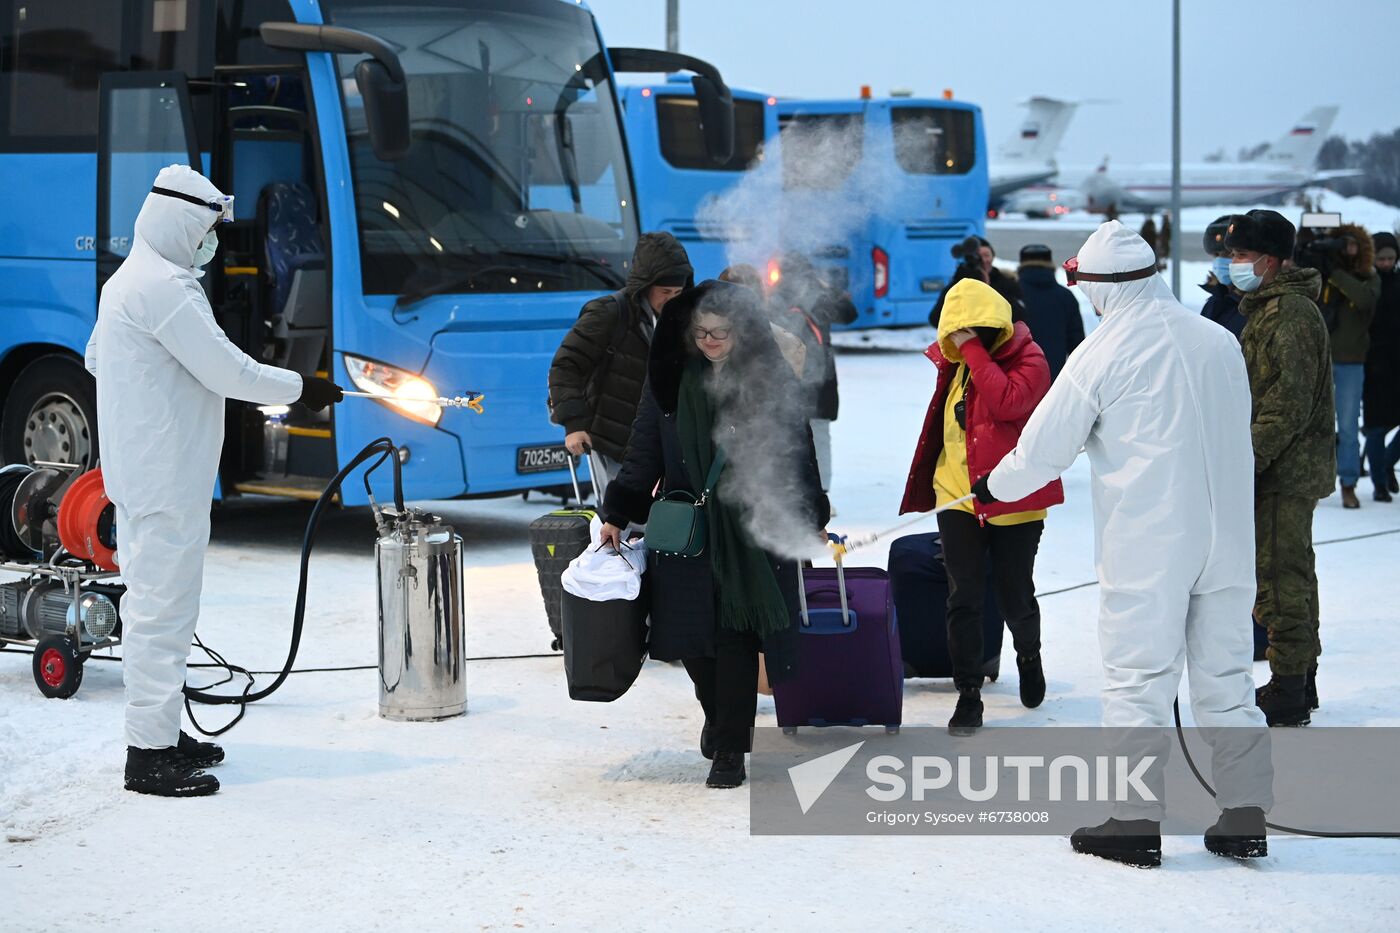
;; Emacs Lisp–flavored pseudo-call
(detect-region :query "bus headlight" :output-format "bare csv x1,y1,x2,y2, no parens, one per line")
343,354,443,427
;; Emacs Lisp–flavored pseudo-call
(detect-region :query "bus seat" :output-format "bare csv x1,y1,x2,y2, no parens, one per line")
260,182,328,372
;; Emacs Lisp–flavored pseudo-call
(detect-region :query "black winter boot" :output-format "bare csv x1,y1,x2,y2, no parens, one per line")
1204,806,1268,859
1070,817,1162,868
706,751,746,789
1016,653,1046,709
177,730,225,768
1305,665,1319,712
124,747,220,798
1256,675,1311,727
948,687,983,736
700,720,715,761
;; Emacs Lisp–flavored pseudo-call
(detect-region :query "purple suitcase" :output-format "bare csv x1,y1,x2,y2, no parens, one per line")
772,564,903,732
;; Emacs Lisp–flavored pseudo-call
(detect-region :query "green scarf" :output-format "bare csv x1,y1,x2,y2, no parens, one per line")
676,359,791,637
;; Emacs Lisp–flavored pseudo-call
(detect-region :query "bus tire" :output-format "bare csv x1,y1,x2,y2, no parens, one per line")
1,354,99,470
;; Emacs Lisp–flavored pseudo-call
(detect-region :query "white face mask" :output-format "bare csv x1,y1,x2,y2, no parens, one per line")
193,229,219,268
1229,257,1265,293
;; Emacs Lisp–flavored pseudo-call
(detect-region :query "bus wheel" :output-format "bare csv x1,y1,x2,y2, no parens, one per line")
1,355,98,470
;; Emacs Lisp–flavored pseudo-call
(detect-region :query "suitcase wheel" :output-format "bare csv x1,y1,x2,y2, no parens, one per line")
550,637,562,652
884,725,900,735
781,726,798,735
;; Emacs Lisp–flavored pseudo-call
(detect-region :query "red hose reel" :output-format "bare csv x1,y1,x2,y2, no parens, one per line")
56,468,118,571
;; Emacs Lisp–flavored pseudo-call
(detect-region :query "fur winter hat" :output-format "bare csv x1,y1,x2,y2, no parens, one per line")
1223,210,1295,262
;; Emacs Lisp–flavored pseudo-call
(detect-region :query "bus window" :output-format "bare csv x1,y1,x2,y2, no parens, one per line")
324,0,637,299
778,112,863,190
657,96,764,171
892,107,977,175
1,0,122,149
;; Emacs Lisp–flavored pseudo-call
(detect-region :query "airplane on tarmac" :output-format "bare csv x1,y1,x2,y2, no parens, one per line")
1005,106,1358,217
987,97,1079,212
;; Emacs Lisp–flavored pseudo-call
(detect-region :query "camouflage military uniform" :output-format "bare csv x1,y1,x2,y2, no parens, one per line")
1239,268,1336,675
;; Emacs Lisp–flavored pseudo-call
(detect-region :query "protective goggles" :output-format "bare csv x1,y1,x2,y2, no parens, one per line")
1061,256,1157,287
151,186,235,225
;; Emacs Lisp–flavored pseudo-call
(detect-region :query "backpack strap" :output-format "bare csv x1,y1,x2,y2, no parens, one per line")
589,289,632,394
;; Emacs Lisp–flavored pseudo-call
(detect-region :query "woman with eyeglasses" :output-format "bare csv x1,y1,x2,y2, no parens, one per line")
899,278,1063,736
599,279,828,788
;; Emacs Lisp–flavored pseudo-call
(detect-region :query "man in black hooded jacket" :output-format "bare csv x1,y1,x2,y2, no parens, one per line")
549,233,693,499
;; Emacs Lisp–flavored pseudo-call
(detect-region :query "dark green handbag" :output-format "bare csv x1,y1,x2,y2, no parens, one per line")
645,448,727,557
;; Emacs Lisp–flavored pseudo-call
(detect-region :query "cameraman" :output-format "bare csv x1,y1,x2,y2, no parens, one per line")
1298,222,1381,508
929,236,1024,328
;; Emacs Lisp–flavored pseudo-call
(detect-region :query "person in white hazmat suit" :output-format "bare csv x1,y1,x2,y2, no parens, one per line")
972,221,1273,868
85,166,343,797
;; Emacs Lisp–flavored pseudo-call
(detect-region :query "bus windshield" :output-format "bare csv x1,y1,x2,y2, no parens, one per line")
324,0,637,297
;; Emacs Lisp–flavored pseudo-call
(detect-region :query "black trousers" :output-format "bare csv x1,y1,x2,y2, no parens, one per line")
936,510,1044,691
683,624,762,754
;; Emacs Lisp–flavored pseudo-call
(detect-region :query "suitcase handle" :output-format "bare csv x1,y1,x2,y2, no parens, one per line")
796,562,851,629
566,452,600,508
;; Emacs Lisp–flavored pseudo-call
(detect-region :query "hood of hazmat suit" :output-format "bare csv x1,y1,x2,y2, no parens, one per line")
985,222,1269,804
85,165,303,515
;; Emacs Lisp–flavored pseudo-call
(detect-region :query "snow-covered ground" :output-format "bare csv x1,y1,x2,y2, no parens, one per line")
4,348,1400,931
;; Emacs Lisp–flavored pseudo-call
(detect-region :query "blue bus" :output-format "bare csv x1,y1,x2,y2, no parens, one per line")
0,0,733,505
774,95,988,328
619,77,777,281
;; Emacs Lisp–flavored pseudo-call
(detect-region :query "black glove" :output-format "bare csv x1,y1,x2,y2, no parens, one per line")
298,376,344,412
972,475,999,505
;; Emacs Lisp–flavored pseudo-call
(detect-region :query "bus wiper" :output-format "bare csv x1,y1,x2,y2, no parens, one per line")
495,249,626,288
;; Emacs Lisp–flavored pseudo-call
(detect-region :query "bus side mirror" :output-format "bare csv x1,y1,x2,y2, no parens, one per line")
691,75,734,166
260,22,411,161
355,60,410,162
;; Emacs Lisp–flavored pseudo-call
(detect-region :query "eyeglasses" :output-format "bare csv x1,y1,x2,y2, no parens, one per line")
691,326,732,341
152,186,235,225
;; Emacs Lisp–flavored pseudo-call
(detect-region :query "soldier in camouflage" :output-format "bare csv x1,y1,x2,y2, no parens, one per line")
1226,210,1336,726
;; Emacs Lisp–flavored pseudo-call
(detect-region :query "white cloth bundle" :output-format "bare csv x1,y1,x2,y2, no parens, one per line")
561,517,648,602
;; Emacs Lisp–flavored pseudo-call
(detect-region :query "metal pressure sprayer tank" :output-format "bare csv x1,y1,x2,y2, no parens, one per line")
375,507,465,721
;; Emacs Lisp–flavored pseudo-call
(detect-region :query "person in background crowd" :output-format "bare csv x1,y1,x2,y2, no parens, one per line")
1363,232,1400,502
980,220,1272,868
599,281,827,789
929,236,1024,328
1015,244,1084,381
548,233,692,502
1200,214,1247,340
768,253,857,494
901,278,1062,735
1314,222,1379,509
1226,210,1334,725
719,264,807,379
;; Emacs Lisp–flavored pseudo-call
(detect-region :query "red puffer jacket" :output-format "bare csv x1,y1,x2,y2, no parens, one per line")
900,322,1064,521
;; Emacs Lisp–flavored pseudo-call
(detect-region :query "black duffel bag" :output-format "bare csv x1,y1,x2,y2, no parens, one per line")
561,579,649,702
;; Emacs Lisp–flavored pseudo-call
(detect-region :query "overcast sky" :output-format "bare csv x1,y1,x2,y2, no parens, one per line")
586,0,1400,168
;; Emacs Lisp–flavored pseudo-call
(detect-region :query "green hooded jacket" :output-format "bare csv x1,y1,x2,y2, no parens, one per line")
1239,267,1336,499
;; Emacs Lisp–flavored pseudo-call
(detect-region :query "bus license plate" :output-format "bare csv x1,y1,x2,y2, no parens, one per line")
517,444,570,474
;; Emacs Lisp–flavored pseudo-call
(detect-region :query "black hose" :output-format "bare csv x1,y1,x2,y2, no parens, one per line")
181,437,403,733
1171,698,1400,838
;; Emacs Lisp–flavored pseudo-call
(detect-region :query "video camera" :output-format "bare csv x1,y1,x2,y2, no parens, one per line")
950,235,985,276
1293,211,1353,276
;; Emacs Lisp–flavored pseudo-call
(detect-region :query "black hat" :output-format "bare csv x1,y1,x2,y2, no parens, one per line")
651,272,690,287
1374,232,1399,255
1203,214,1232,256
1019,243,1052,263
1223,210,1295,261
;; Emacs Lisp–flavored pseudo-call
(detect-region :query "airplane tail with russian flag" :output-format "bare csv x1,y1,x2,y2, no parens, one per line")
1262,106,1339,170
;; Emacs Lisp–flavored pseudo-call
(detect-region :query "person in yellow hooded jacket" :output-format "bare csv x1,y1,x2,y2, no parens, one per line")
901,279,1064,735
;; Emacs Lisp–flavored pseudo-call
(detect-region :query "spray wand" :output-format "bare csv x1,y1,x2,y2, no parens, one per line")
828,494,976,562
343,390,486,414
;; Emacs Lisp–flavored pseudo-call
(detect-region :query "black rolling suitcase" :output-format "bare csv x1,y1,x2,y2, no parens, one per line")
529,455,595,651
888,532,1003,681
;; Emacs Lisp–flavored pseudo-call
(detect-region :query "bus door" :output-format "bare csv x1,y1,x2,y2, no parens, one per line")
95,73,203,291
207,69,335,490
